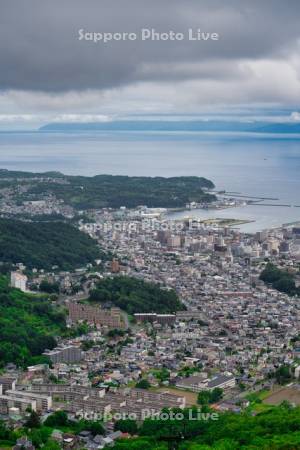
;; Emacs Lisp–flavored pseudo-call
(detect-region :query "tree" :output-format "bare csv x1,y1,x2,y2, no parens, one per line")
88,421,105,436
81,340,95,351
40,280,60,294
154,368,170,383
280,400,293,410
275,365,292,385
107,328,126,338
260,263,299,296
209,388,223,403
0,419,15,441
25,410,41,429
28,429,45,448
43,440,62,450
135,379,151,390
197,391,211,405
0,218,103,271
115,419,138,434
87,405,300,449
44,410,68,427
197,388,223,405
0,275,65,368
89,276,185,315
114,437,167,449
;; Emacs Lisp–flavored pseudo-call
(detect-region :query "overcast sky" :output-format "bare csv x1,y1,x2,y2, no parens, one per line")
0,0,300,127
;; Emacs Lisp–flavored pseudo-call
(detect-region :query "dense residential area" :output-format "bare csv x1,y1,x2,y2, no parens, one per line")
2,0,300,447
0,172,300,449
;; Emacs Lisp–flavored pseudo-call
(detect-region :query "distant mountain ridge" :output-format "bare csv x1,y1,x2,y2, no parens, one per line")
39,120,300,133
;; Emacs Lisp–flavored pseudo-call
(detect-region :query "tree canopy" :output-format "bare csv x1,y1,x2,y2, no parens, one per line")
112,405,300,449
260,263,299,296
89,276,185,314
197,388,223,405
0,276,66,367
0,218,104,270
24,173,215,209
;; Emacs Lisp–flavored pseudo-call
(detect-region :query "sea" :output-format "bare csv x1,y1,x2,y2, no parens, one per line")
0,130,300,233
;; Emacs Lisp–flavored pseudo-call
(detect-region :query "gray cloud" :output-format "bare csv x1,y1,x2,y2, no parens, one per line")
1,0,300,122
0,0,300,93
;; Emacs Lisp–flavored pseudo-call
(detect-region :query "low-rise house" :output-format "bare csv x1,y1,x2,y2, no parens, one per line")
13,437,35,450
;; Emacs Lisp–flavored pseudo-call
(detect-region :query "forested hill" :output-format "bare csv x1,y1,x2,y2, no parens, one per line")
89,276,185,314
0,276,65,367
0,218,103,270
260,263,300,296
0,169,215,208
112,404,300,449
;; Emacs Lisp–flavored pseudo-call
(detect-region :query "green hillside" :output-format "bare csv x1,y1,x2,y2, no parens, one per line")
0,218,103,270
0,276,66,367
0,170,215,209
113,405,300,449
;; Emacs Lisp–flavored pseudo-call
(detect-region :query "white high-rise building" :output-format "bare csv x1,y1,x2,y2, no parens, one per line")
10,272,28,292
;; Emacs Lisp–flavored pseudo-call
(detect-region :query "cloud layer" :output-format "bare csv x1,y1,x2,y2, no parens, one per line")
1,0,300,118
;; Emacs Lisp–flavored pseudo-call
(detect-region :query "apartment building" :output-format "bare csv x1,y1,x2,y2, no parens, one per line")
5,389,52,412
134,313,176,325
68,302,124,329
43,345,82,364
10,271,28,292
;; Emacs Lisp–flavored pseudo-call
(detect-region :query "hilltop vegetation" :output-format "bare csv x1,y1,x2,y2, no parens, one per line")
112,404,300,449
0,276,65,367
0,410,104,449
28,174,215,209
0,169,215,209
89,276,185,314
2,402,300,449
0,218,103,270
2,388,299,448
260,263,300,296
